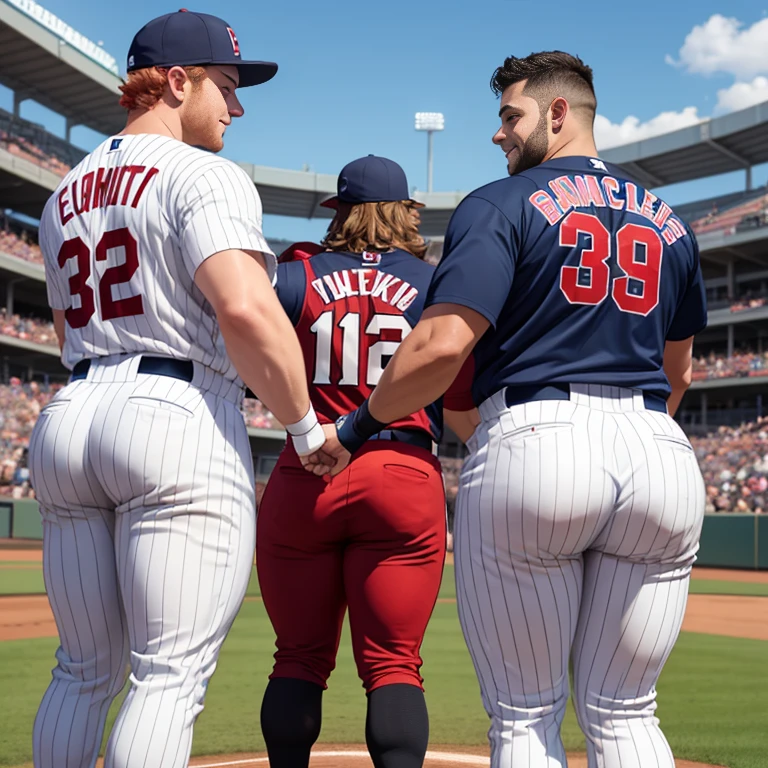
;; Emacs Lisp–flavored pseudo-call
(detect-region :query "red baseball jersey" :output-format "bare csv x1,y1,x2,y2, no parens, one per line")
275,247,473,440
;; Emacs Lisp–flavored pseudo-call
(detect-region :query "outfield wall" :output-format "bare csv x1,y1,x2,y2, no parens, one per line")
0,499,766,569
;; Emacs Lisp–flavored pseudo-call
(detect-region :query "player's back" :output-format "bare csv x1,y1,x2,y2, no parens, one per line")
277,248,442,437
40,134,267,380
433,156,707,406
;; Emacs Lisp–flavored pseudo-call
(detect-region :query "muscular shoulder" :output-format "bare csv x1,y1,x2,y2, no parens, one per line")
167,149,256,202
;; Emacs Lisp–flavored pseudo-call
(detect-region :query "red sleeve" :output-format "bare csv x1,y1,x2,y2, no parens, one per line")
443,354,475,411
278,241,324,263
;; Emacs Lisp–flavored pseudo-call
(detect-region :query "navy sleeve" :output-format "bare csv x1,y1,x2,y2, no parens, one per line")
667,238,708,341
425,195,518,327
275,262,306,326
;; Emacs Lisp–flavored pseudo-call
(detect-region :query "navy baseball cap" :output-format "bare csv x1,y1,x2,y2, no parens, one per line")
321,155,425,209
127,10,277,87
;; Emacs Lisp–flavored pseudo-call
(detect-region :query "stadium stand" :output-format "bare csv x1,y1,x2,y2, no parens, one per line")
2,5,768,513
0,226,43,266
0,107,86,177
690,189,768,237
0,310,57,347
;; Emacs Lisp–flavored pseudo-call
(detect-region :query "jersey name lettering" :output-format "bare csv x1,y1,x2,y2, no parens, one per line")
528,174,686,245
58,165,160,226
310,268,419,311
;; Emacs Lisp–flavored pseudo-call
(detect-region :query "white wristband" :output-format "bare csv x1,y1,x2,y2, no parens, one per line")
291,422,326,456
286,405,327,456
285,405,320,436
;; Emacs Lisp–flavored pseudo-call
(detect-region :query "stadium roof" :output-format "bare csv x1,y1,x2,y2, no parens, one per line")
237,162,467,238
602,100,768,188
0,0,124,137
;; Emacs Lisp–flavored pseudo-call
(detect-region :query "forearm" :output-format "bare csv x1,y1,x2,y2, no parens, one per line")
666,384,687,418
368,328,468,423
445,408,480,443
52,309,65,353
220,309,310,427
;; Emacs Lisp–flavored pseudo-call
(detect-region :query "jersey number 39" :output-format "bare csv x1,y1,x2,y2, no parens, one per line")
559,211,662,316
58,229,144,328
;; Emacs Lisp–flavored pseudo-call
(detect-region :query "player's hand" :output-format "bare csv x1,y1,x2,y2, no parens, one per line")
299,424,351,477
321,424,351,477
299,447,334,476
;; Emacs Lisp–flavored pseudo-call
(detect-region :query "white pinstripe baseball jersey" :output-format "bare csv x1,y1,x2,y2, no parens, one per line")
39,134,275,379
30,133,274,768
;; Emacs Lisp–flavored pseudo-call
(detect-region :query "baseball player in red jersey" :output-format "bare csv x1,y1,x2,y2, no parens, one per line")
256,156,476,768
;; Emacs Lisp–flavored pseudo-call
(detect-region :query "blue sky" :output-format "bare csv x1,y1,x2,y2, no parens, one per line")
2,0,768,240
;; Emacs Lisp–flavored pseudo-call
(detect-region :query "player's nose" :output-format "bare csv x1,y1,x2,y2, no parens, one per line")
492,126,505,145
229,95,245,119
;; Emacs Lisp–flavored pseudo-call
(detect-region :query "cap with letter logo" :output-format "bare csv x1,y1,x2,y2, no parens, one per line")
127,9,277,87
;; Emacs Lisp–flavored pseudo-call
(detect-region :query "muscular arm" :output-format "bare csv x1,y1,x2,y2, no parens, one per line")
368,304,489,422
663,336,694,418
195,249,311,426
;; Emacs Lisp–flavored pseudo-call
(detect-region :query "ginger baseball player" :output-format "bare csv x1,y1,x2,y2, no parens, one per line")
310,51,707,768
30,11,325,768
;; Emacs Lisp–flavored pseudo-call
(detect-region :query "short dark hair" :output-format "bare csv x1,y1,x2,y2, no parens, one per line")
490,51,596,120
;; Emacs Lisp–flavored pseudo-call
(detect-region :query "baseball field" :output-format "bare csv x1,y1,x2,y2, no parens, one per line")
1,540,766,768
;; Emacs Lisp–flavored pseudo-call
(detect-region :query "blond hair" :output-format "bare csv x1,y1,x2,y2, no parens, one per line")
119,66,207,111
322,201,426,259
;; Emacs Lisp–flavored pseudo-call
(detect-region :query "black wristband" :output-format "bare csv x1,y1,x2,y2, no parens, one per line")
336,400,387,454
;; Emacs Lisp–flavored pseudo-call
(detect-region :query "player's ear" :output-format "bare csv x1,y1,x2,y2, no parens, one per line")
549,97,568,133
165,66,189,104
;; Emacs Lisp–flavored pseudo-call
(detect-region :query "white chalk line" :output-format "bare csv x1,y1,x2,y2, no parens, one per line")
192,750,488,767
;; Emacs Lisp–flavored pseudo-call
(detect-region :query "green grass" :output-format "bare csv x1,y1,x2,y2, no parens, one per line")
2,591,767,767
689,579,768,597
0,567,45,595
10,560,768,600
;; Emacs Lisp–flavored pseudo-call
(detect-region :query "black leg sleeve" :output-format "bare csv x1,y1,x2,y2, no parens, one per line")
365,683,429,768
260,678,324,768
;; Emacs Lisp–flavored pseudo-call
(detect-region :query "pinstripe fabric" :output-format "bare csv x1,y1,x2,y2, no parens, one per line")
39,134,275,381
455,384,704,768
29,356,256,768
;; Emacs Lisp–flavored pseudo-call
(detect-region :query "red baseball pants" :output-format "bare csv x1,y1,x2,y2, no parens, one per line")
256,440,446,692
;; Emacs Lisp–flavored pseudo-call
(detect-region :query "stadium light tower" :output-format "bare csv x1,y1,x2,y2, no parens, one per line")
415,112,444,193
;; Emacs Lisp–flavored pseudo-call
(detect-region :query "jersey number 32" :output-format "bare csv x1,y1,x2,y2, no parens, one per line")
58,229,144,328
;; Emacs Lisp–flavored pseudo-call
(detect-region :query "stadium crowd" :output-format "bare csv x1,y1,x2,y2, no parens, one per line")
691,419,768,514
0,375,762,514
0,311,57,347
0,227,44,266
0,129,71,177
692,351,768,381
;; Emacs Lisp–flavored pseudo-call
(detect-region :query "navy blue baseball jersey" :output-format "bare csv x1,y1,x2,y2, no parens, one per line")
426,156,708,405
276,248,473,441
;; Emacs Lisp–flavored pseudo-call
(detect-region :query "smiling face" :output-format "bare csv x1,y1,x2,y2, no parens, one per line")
492,80,551,176
178,65,244,152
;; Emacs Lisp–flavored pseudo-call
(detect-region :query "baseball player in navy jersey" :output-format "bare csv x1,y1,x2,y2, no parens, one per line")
29,11,326,768
256,156,476,768
308,52,707,768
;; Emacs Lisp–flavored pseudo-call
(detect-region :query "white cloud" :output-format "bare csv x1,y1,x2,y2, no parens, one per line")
594,107,703,150
666,14,768,79
592,14,768,150
714,76,768,114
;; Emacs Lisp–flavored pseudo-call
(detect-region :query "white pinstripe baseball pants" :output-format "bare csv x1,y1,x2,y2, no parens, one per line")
29,355,256,768
455,384,705,768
